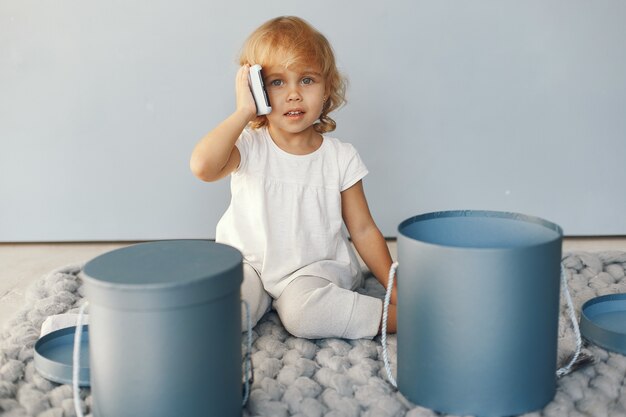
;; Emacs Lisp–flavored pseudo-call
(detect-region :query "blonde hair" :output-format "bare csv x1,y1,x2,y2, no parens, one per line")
239,16,347,133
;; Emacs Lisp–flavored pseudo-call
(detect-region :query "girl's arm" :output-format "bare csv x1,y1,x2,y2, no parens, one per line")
190,65,257,182
341,181,397,305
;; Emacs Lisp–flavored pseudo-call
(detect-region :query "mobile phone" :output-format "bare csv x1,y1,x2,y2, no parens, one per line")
248,64,272,116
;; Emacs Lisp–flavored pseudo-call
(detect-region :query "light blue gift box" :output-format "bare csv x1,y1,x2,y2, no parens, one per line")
397,210,562,417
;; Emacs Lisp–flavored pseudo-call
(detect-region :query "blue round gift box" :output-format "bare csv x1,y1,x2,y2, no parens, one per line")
80,240,243,417
397,210,563,417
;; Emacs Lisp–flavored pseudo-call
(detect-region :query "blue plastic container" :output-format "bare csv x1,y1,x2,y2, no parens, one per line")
81,240,243,417
397,210,562,417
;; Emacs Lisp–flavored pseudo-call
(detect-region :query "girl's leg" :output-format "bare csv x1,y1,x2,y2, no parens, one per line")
273,276,382,339
241,263,272,330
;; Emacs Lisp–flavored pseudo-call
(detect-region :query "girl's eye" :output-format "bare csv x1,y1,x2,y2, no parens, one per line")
301,77,314,85
269,79,283,87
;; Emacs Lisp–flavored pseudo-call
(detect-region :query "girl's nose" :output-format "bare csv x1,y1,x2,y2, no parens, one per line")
287,88,302,102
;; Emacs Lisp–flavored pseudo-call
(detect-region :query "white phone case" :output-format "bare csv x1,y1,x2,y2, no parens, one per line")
248,64,272,116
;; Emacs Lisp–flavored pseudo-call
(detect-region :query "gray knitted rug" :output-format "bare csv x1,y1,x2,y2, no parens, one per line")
1,251,626,417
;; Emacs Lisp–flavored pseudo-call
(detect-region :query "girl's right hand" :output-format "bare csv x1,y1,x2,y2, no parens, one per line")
235,64,258,122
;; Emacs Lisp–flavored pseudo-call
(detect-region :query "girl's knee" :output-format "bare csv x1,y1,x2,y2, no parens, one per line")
274,285,331,338
276,307,313,338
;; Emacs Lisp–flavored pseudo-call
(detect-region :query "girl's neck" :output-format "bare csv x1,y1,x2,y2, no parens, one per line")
267,125,323,155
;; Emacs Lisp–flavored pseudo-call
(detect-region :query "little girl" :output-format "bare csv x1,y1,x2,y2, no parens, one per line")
190,16,397,339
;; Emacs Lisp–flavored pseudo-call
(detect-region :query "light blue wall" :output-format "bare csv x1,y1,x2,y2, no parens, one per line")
2,1,625,241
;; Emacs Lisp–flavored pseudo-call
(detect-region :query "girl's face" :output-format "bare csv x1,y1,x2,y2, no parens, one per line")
262,65,326,137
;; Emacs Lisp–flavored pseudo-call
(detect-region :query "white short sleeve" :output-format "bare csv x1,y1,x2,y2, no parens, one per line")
341,145,369,191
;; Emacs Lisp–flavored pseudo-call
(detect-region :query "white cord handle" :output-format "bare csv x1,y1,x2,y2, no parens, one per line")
381,262,398,388
556,263,583,378
242,299,253,405
73,301,89,417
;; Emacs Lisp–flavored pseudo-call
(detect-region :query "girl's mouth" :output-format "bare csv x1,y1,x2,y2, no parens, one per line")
284,110,305,117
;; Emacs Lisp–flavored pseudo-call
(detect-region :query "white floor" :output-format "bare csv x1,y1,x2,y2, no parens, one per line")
2,237,626,330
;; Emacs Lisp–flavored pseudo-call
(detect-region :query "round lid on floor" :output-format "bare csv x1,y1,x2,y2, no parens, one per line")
34,326,90,387
580,293,626,355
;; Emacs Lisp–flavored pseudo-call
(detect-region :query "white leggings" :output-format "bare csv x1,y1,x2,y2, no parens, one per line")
241,263,382,339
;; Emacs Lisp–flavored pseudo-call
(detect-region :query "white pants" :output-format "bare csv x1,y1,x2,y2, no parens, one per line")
241,263,382,339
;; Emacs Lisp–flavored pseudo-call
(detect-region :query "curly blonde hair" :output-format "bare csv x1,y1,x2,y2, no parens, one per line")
239,16,347,133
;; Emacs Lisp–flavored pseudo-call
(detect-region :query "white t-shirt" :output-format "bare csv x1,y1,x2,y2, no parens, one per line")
216,127,369,298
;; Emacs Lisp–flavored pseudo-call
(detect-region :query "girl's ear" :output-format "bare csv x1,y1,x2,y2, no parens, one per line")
322,98,330,113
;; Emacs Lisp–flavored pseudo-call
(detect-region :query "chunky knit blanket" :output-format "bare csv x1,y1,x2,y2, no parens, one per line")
1,251,625,417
